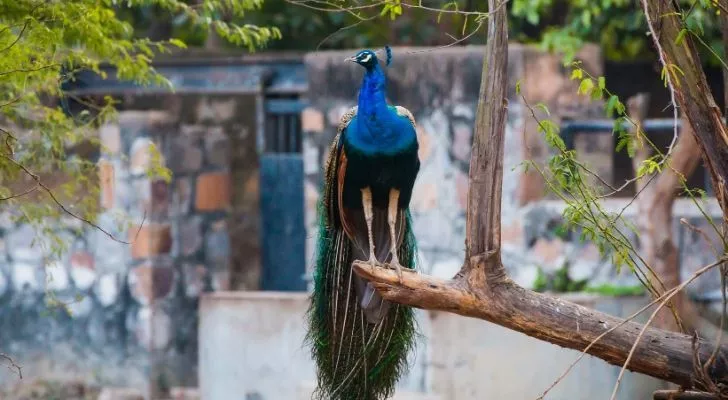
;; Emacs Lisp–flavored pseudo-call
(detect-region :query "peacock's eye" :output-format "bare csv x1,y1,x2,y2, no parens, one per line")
359,53,372,63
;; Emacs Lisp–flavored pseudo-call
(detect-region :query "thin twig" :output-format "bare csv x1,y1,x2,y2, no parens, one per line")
290,0,507,53
0,63,62,77
0,185,38,201
0,353,22,379
0,19,29,53
0,153,142,244
608,256,728,400
286,0,385,13
538,256,727,400
521,94,669,300
0,96,22,109
400,1,488,16
316,15,378,50
680,218,721,259
405,19,484,54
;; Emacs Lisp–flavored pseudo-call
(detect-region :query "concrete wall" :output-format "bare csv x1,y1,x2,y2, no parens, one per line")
199,292,666,400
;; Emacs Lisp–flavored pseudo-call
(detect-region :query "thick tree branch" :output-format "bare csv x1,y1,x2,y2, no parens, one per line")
354,261,727,387
353,0,728,390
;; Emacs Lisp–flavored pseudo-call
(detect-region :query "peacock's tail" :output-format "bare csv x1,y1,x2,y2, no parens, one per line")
305,134,418,400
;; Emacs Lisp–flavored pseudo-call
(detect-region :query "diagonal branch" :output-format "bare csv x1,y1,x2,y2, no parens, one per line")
354,0,728,390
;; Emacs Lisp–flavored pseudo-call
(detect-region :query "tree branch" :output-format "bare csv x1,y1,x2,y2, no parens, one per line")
0,353,22,379
354,258,728,387
640,0,728,225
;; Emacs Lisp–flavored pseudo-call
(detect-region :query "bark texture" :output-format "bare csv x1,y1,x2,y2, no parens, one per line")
641,1,728,224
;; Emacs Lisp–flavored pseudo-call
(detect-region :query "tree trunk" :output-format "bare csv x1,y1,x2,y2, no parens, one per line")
640,1,728,225
630,91,701,332
643,116,700,332
721,8,728,119
354,0,728,390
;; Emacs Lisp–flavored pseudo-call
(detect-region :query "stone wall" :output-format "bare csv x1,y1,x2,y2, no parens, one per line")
300,44,725,297
0,94,261,396
301,44,601,284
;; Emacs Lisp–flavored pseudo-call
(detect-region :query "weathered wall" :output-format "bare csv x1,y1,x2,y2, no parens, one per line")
0,94,260,395
301,44,605,285
300,45,725,297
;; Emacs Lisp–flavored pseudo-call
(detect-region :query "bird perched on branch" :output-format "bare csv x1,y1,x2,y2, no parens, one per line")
306,46,420,400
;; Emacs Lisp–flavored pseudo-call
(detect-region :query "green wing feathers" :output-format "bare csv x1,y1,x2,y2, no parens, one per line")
306,112,419,400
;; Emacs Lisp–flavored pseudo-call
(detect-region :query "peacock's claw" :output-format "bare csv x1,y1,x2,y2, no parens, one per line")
355,253,379,270
389,259,404,284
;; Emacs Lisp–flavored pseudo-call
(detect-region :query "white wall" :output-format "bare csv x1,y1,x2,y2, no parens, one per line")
199,292,666,400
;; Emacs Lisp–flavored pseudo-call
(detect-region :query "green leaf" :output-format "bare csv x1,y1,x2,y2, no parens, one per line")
605,95,625,117
536,102,550,116
598,76,606,90
675,29,688,46
169,38,187,49
578,78,594,95
570,68,583,80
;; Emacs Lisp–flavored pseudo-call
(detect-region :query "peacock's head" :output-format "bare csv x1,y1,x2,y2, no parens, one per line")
345,49,379,70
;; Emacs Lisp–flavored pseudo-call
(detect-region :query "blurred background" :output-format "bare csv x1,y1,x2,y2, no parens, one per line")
0,1,726,399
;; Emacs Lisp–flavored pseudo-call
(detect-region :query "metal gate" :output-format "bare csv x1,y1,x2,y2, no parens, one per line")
259,97,307,291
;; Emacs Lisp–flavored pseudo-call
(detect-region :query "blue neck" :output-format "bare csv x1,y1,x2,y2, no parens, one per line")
358,63,388,119
347,62,416,155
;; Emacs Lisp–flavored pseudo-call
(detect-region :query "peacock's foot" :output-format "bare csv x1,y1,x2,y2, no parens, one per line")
388,259,404,284
354,253,379,270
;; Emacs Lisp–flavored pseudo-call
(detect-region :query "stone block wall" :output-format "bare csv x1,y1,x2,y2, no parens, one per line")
301,44,604,284
300,44,724,296
0,94,261,395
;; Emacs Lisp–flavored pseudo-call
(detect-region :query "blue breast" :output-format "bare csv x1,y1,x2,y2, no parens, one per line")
345,107,417,156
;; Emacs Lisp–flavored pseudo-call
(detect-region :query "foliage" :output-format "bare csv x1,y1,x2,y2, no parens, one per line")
119,0,724,67
532,263,588,293
117,0,281,50
120,0,493,50
0,0,276,293
532,263,645,296
511,0,724,64
584,283,645,297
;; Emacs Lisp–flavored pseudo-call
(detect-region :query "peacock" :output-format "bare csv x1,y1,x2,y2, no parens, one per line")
306,46,420,400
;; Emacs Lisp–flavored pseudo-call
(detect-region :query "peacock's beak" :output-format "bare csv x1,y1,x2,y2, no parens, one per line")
345,56,357,63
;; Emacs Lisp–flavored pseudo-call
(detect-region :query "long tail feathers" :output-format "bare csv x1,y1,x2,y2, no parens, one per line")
306,207,418,400
347,206,404,323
